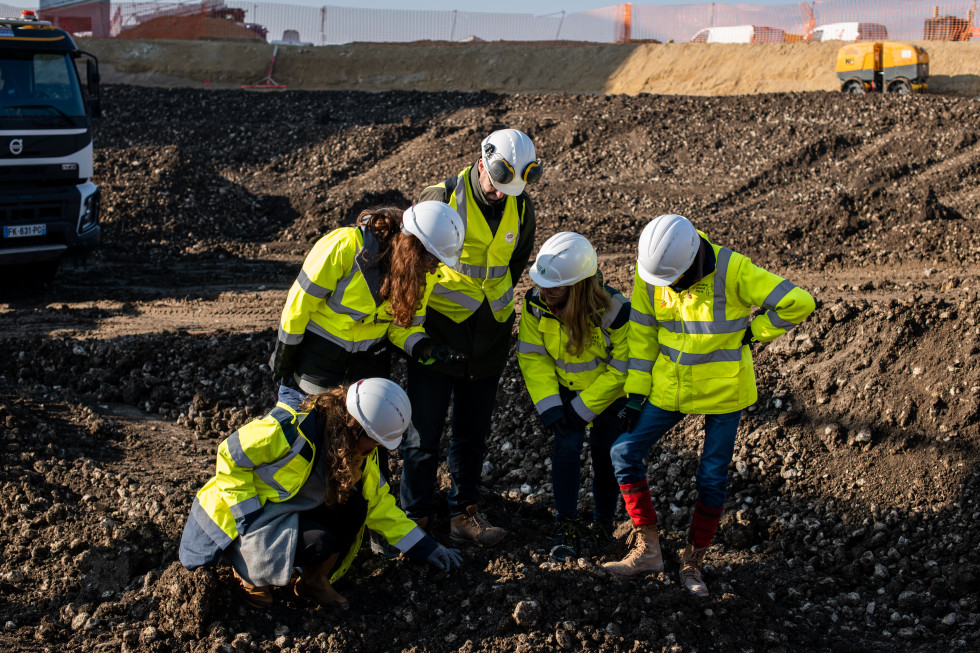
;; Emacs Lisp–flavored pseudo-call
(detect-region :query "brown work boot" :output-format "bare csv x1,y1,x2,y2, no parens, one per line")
233,568,273,609
450,505,506,547
679,543,710,597
294,554,349,610
602,524,664,577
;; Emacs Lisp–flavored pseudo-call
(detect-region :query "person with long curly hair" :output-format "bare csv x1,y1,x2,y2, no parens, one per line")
270,202,466,394
516,232,631,562
179,379,462,610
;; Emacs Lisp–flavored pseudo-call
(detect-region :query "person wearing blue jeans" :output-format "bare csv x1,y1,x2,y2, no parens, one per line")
603,214,814,597
550,389,628,555
516,232,631,561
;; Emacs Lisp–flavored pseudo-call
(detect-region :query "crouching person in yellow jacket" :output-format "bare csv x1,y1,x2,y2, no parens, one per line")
179,379,462,610
603,214,815,597
516,232,631,561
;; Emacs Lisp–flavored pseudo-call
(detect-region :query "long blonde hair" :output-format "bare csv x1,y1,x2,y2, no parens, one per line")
299,386,364,507
560,274,611,357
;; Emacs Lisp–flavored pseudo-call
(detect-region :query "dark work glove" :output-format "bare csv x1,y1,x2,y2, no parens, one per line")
563,405,588,431
741,330,755,346
269,340,298,384
426,544,463,571
539,406,564,429
616,395,644,433
431,344,467,365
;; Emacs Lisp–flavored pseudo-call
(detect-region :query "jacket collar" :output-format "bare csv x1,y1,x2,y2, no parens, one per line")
355,225,386,304
277,384,307,410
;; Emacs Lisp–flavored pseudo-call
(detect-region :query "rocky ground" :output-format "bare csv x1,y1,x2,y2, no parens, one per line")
1,85,979,652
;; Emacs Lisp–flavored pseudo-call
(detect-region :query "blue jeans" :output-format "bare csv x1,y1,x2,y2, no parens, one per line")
610,404,742,510
552,390,625,523
400,361,500,519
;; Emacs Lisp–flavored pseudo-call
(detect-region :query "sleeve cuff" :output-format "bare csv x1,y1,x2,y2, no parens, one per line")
404,534,438,563
539,405,565,428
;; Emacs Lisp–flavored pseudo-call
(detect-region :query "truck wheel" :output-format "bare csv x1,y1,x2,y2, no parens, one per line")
887,80,911,95
842,80,866,95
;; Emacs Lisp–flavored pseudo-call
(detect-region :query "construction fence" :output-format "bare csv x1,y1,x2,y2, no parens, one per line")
10,1,980,45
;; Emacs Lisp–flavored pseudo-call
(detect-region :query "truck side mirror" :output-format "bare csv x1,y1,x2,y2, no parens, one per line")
86,59,102,118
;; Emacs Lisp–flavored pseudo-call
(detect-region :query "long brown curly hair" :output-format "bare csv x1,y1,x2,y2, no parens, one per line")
356,208,433,328
561,274,612,357
299,386,365,507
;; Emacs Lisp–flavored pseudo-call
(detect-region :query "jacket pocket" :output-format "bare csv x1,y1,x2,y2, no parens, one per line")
691,361,740,412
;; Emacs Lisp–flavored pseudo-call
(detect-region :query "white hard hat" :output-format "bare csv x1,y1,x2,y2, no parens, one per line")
528,232,597,288
345,378,412,450
636,214,700,286
402,201,466,267
480,129,541,197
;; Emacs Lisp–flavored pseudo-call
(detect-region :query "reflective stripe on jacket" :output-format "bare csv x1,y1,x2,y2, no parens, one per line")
516,285,631,423
277,225,439,360
625,237,815,414
427,166,523,323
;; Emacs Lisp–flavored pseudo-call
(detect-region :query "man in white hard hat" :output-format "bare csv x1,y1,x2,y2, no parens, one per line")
603,214,815,597
400,129,541,546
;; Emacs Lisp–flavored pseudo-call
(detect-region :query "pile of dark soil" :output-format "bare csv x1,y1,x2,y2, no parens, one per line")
1,85,979,652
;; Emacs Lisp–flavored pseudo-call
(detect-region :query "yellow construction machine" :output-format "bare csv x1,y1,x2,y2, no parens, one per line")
836,41,929,94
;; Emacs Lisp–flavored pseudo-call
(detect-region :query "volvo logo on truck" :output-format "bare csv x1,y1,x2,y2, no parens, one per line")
0,13,102,283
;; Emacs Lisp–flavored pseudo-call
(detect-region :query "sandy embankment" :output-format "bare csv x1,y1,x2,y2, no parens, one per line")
80,37,980,96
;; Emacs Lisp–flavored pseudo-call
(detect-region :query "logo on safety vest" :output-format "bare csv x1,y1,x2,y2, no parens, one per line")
505,231,515,243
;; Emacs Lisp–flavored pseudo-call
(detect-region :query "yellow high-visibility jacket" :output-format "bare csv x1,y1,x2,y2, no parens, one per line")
180,387,427,583
626,237,815,414
277,225,440,361
427,166,524,324
516,285,631,423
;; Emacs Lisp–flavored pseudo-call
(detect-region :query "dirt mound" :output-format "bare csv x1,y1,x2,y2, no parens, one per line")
81,38,980,97
2,85,979,651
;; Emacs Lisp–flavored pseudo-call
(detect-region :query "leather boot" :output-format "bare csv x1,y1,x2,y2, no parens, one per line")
679,543,710,597
233,568,273,609
450,504,506,547
601,524,664,577
294,554,349,610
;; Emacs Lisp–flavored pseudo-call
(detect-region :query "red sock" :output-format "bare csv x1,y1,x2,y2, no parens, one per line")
620,480,657,527
688,501,723,547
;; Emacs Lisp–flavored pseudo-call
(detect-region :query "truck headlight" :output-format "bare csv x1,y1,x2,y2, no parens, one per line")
78,190,99,234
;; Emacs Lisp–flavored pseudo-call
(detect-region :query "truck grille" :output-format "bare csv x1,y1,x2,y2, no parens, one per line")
0,199,65,224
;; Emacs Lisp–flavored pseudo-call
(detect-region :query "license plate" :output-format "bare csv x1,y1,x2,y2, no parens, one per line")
3,224,47,238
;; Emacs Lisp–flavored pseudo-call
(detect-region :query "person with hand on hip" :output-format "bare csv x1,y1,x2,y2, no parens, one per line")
603,214,814,597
